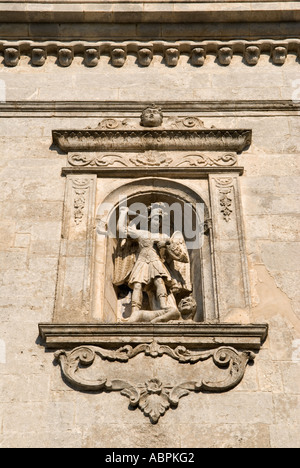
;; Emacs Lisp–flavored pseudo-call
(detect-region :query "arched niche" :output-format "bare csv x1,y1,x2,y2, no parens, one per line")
92,178,216,323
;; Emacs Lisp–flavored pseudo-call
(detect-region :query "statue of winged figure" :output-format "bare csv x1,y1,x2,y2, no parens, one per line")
113,203,196,323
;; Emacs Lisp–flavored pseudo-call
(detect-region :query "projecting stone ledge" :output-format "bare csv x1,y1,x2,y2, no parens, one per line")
52,128,252,154
38,322,268,350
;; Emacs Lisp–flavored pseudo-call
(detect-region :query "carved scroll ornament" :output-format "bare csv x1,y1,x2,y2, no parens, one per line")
67,152,238,168
55,342,255,424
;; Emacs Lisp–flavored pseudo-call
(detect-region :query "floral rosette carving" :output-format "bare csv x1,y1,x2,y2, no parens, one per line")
130,151,173,167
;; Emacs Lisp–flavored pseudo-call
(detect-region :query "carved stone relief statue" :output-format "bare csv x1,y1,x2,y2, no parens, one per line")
113,203,195,323
38,106,269,424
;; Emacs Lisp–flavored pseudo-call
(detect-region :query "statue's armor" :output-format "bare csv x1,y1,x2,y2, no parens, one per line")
128,235,171,288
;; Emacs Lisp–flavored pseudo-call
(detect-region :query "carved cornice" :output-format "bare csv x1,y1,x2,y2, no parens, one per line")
1,40,299,68
53,129,252,154
38,323,268,350
1,101,299,117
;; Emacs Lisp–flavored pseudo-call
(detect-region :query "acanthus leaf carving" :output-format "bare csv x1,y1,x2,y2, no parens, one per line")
176,153,237,168
139,380,171,423
54,347,108,392
68,153,127,167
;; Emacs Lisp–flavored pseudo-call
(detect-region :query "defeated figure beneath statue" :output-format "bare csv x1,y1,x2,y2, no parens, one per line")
123,295,197,324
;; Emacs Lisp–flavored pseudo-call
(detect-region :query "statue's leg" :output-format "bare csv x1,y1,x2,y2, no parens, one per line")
154,277,168,309
127,282,144,322
131,282,143,311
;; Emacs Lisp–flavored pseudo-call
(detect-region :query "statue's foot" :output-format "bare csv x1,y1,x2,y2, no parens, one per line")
126,309,143,323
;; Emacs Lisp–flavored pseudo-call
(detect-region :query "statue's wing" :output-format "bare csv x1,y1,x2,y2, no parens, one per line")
166,232,192,294
113,239,137,286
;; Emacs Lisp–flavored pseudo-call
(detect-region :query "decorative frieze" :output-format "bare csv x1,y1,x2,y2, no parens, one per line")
1,40,299,68
67,151,238,169
52,339,263,423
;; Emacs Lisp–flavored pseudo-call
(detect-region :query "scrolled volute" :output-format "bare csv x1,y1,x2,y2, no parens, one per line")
54,343,255,423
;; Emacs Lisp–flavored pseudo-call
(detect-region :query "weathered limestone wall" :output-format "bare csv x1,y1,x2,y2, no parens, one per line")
0,55,299,448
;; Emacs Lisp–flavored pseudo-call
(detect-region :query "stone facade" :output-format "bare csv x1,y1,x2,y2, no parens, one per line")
0,1,300,448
